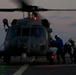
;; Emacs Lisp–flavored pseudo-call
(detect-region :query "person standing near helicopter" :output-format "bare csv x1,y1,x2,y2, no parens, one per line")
51,35,65,63
68,38,76,62
64,42,73,62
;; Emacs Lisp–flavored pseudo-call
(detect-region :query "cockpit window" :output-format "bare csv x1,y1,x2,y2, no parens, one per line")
7,28,21,38
22,28,30,36
31,28,46,38
6,27,30,38
15,28,21,36
6,27,45,39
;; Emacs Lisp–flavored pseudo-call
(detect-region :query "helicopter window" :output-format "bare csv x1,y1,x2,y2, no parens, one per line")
31,28,45,38
22,28,30,36
12,28,21,37
6,28,21,38
15,28,21,36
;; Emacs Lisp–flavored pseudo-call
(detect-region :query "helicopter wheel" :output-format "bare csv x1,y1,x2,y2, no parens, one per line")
46,56,54,64
46,52,55,64
49,58,54,64
4,55,11,64
3,51,11,64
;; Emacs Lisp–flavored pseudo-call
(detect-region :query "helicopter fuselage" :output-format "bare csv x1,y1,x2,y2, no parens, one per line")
4,18,52,57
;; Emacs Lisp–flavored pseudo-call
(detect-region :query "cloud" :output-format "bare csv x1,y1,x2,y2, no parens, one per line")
68,22,76,27
48,11,74,19
51,11,62,15
49,15,73,19
60,16,73,19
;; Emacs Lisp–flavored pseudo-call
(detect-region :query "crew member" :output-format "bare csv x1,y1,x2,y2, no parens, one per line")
51,35,65,63
68,38,76,62
64,42,73,62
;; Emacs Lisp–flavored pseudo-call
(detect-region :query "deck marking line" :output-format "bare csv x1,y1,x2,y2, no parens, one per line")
13,64,29,75
13,58,35,75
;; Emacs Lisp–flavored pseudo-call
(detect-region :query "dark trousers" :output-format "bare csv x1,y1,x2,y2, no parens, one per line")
64,50,73,62
56,49,65,63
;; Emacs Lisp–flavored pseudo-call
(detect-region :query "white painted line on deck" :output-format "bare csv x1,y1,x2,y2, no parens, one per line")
13,64,29,75
13,58,35,75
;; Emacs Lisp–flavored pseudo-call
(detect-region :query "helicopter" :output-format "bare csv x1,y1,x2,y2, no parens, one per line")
0,0,76,63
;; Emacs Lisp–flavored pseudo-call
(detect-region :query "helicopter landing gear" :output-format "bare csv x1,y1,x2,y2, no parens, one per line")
4,56,11,64
3,50,11,64
46,51,55,64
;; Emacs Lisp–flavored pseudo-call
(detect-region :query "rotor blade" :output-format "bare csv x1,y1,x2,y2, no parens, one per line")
10,0,35,12
0,8,21,12
0,8,76,12
6,0,76,12
42,9,76,11
0,8,39,12
33,12,44,19
10,0,32,7
31,8,76,12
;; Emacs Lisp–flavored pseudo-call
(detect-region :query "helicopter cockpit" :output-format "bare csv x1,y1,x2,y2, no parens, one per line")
4,18,49,56
6,24,46,39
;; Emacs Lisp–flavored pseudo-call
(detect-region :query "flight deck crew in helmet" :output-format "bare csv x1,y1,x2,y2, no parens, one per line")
64,42,73,62
68,38,76,62
51,35,65,63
